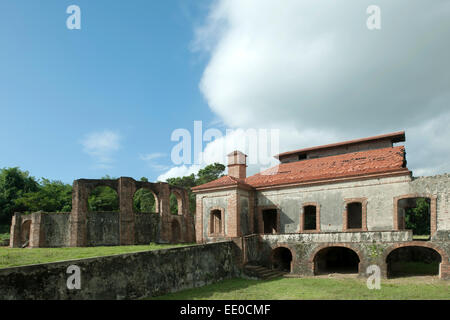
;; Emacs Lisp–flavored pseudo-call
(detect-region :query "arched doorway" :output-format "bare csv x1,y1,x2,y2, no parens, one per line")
272,247,293,272
314,246,360,275
171,220,181,243
21,220,32,247
386,246,442,278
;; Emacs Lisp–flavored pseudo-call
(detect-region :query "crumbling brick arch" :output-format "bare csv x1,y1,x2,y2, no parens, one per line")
133,182,160,213
382,241,448,279
168,187,187,216
393,193,437,237
270,243,295,273
309,243,364,275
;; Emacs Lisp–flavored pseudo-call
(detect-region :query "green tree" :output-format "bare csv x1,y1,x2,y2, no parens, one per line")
405,198,430,236
166,163,226,214
14,179,72,213
0,167,39,226
133,188,156,213
87,176,119,212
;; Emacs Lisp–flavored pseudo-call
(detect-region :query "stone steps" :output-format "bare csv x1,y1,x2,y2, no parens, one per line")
243,264,287,280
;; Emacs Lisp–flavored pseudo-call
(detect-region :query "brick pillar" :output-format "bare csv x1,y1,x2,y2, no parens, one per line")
195,195,204,243
182,191,195,243
248,192,255,234
159,183,171,243
29,212,43,248
9,213,21,248
441,263,450,279
119,177,136,246
227,190,240,238
69,180,88,247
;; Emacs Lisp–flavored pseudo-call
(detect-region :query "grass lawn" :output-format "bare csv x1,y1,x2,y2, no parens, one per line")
0,243,193,269
150,276,450,300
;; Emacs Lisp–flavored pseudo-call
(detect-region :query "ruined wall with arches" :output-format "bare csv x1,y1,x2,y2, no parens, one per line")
10,177,195,248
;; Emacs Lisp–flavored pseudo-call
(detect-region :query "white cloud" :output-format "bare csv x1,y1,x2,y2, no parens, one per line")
81,130,121,168
139,153,169,171
158,0,450,180
157,164,202,182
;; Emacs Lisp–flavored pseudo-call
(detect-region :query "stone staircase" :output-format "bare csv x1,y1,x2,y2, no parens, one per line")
243,264,287,280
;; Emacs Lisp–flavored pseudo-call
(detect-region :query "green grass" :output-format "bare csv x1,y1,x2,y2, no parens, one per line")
150,277,450,300
0,243,193,269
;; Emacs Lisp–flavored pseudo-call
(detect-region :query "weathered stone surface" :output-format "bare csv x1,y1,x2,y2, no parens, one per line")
0,241,239,300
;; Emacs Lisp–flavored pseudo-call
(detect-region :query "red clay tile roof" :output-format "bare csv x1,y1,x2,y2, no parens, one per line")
275,131,405,159
246,146,409,188
193,146,409,191
191,175,253,191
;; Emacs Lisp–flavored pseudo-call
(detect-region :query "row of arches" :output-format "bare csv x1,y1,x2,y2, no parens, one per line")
270,245,444,278
86,186,184,215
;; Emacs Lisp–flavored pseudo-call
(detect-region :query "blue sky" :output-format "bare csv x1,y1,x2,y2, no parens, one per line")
0,1,219,183
1,0,449,184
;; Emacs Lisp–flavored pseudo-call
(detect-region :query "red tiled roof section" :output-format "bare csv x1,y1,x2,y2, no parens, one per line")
246,146,408,188
191,175,253,191
192,146,409,191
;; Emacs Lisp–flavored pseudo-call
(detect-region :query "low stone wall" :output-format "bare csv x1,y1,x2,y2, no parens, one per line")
0,241,239,300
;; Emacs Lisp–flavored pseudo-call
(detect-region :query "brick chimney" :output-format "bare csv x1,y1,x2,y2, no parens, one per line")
227,151,247,179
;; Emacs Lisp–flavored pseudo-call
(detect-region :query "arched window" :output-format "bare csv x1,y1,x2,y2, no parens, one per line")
396,197,431,240
169,190,183,215
133,188,158,213
88,186,119,212
343,199,367,231
209,209,223,235
300,203,320,232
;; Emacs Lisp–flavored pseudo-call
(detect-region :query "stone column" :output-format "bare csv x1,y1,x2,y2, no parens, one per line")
69,180,88,247
158,183,171,243
29,212,43,248
227,190,240,238
9,213,21,248
195,195,204,243
119,177,136,246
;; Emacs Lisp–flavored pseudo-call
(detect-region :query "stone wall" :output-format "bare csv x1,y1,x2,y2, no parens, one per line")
41,213,70,247
0,241,239,300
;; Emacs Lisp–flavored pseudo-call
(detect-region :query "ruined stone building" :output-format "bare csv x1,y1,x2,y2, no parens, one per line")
192,131,450,278
10,178,195,248
8,131,450,280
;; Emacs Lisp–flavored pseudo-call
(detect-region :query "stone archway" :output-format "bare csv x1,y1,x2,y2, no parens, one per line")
312,245,361,275
271,246,293,272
